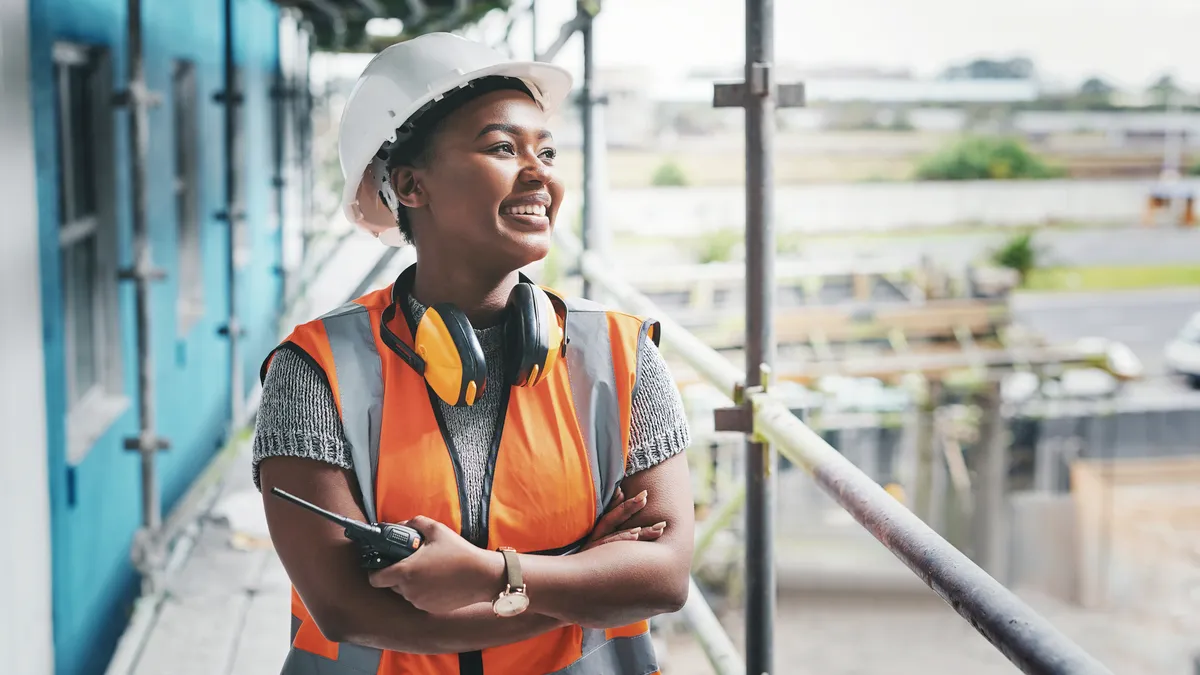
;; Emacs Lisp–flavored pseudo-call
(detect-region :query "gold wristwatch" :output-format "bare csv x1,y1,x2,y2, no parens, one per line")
492,547,529,617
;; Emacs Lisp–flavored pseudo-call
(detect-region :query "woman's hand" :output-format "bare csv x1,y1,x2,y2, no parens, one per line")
581,486,666,551
367,489,670,614
367,516,499,614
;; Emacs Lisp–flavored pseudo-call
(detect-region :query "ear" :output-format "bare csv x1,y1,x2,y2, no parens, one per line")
391,167,427,210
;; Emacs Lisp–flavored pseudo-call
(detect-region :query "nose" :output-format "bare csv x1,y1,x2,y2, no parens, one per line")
518,152,552,186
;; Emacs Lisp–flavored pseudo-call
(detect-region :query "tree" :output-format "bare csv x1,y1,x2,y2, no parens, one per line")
941,57,1035,81
991,231,1040,285
1147,73,1182,108
1077,77,1115,106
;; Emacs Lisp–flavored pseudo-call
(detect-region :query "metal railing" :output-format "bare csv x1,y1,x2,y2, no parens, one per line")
555,230,1116,675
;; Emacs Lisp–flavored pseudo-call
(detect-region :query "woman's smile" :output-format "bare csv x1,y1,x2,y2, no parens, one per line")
500,193,552,232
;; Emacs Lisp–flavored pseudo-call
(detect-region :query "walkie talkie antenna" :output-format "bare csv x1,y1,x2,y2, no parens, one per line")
271,487,370,530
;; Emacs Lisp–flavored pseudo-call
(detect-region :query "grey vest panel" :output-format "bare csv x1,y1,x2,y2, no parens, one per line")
280,644,383,675
550,630,658,675
319,303,384,523
563,299,624,518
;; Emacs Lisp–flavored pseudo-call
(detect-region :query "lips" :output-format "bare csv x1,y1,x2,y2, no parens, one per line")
499,194,552,231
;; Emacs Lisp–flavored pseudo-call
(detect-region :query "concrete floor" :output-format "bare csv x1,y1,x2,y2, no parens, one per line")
121,439,1198,675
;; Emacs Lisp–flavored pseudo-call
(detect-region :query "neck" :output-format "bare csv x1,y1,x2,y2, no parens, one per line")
409,258,519,328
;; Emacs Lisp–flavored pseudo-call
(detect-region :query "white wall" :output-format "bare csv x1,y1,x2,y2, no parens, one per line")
0,0,57,673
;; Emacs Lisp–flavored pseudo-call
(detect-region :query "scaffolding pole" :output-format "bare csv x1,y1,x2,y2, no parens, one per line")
579,3,597,299
218,0,245,428
742,2,775,671
116,0,169,592
711,1,803,671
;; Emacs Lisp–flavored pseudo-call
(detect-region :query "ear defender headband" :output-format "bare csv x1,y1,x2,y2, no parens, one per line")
379,265,567,407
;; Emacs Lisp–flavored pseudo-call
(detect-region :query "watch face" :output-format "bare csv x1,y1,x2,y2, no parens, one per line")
493,592,530,617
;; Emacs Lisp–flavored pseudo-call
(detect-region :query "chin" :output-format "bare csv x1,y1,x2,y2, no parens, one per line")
513,233,552,267
481,231,551,276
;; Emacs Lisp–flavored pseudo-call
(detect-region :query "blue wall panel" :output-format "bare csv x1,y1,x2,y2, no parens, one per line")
29,0,281,672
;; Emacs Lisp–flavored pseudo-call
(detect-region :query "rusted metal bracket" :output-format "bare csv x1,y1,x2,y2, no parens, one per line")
712,364,772,442
112,82,163,109
713,62,806,109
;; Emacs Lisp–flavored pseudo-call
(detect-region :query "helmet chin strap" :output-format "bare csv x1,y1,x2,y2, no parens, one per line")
367,154,401,224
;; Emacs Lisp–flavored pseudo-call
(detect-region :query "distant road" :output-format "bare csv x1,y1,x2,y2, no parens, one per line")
1011,287,1200,379
799,226,1200,268
617,225,1200,270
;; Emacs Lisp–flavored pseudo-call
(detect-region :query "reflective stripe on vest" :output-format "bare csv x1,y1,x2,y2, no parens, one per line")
273,287,662,675
321,302,384,523
549,628,657,675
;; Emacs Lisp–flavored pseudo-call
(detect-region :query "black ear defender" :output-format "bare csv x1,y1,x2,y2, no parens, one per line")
379,264,567,407
504,281,567,389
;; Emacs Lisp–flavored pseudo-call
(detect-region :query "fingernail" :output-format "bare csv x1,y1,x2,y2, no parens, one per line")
636,490,648,503
652,521,667,530
630,527,642,537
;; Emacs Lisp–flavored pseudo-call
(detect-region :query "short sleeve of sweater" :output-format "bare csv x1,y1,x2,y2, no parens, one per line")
625,337,692,477
250,334,690,489
251,347,353,491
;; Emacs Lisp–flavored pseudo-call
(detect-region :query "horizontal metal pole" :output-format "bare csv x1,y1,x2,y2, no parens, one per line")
692,486,746,568
553,230,743,400
751,393,1114,675
556,228,1113,674
680,577,744,675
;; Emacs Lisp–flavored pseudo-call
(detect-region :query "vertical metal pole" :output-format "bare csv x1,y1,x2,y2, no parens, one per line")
744,1,776,673
127,0,159,535
127,0,157,531
914,379,940,522
120,0,170,593
972,382,1009,580
223,0,244,427
530,0,538,60
579,7,596,300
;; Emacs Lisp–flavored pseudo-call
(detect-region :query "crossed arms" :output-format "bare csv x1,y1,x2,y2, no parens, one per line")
259,452,694,655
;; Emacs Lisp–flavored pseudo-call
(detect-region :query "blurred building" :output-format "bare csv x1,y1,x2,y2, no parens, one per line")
4,0,319,672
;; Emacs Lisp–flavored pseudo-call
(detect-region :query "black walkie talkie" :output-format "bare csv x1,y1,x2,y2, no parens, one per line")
270,487,423,570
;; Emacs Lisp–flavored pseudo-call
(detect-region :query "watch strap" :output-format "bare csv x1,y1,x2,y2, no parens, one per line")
500,547,523,590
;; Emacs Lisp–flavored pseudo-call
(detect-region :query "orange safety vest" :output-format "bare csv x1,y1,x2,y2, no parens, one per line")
260,280,663,675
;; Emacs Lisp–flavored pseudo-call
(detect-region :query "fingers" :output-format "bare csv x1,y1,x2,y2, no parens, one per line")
608,486,625,512
406,515,438,534
592,489,648,536
368,564,407,589
641,521,667,540
581,521,668,551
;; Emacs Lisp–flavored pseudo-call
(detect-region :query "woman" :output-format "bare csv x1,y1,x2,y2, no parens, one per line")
254,32,695,675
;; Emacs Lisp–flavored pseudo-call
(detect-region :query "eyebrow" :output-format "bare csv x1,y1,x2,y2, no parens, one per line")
475,123,553,142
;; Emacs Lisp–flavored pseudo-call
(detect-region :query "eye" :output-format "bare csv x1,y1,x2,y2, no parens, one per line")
539,147,557,160
490,142,516,155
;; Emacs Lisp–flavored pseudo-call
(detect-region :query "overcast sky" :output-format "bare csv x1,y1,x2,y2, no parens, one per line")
477,0,1199,90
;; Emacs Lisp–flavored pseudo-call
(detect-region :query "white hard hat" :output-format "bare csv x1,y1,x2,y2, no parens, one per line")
338,32,574,246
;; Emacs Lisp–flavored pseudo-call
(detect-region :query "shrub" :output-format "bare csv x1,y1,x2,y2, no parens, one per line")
651,160,689,187
991,231,1040,284
915,136,1064,181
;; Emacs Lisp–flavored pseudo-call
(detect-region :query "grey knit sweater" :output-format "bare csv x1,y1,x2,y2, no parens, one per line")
252,295,691,547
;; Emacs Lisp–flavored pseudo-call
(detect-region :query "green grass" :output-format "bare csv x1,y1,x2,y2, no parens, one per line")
1023,265,1200,292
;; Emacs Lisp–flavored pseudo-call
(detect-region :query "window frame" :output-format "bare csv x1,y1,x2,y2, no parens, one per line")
172,59,204,335
53,41,127,465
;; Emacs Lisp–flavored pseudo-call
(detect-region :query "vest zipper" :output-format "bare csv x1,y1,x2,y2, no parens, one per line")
425,382,513,675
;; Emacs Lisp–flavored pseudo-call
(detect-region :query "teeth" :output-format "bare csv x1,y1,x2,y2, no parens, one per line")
503,204,547,216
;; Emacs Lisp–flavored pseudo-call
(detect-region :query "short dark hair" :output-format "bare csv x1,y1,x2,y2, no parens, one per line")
377,75,537,243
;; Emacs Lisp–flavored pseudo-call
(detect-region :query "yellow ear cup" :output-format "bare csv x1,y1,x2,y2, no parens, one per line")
414,305,486,406
532,288,564,386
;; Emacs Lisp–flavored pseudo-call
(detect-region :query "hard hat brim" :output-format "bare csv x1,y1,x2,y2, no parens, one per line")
341,59,574,241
